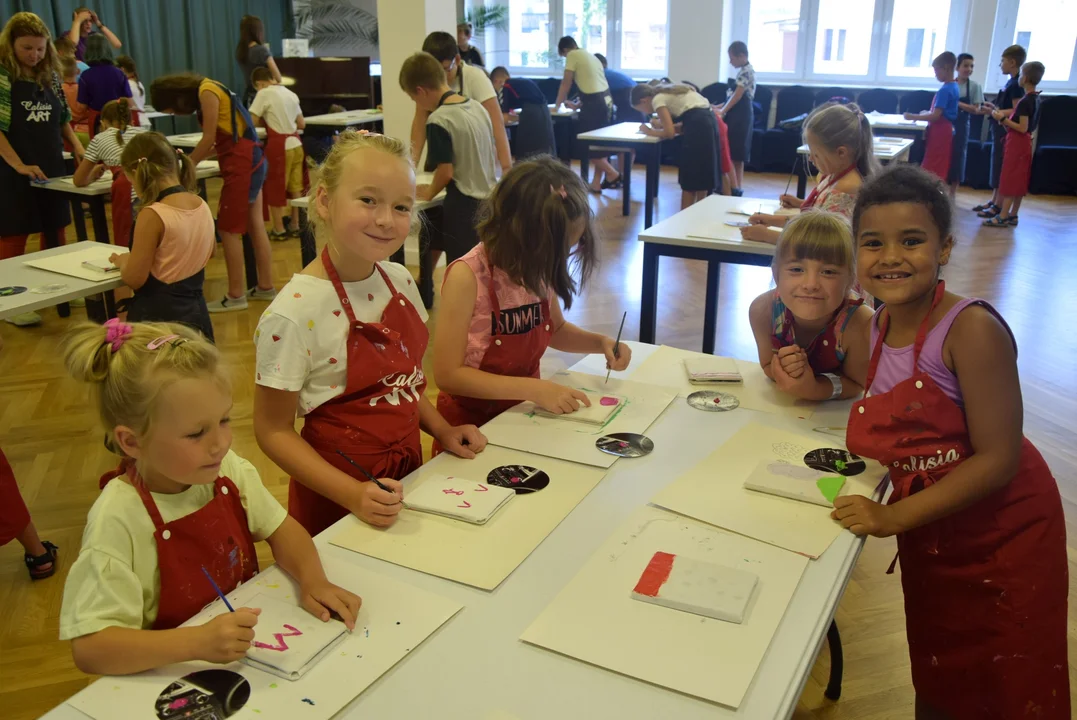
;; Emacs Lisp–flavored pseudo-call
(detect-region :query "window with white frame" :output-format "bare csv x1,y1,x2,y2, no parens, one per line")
733,0,971,87
478,0,669,77
988,0,1077,91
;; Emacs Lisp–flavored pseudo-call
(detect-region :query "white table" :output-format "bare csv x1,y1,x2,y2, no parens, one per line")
33,162,221,245
639,194,783,353
793,135,915,197
303,109,383,130
577,121,667,227
865,111,928,135
43,342,869,720
0,242,123,322
166,127,268,148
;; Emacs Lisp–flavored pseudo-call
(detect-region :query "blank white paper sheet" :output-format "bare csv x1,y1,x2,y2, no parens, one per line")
66,558,461,720
331,445,606,590
479,371,676,468
650,422,887,558
520,505,809,709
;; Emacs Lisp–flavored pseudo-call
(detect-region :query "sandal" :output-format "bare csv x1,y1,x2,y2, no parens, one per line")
982,216,1010,227
25,541,58,580
977,206,1000,218
600,174,623,190
972,201,997,213
587,184,603,194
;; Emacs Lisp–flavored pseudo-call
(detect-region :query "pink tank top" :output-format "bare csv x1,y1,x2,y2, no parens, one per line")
868,298,1015,408
144,199,215,283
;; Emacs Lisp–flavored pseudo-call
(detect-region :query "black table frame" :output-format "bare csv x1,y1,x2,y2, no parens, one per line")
580,139,660,228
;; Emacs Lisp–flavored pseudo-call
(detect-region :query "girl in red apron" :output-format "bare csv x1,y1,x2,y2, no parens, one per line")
743,102,876,244
432,157,631,451
749,212,872,402
72,98,137,246
150,73,275,310
60,320,359,676
248,67,308,239
907,52,959,182
983,62,1043,229
253,131,486,537
835,164,1068,720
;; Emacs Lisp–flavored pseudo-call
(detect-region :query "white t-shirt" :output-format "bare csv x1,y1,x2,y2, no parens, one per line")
249,85,304,150
653,90,712,119
254,263,428,416
451,62,496,105
59,451,287,639
127,78,151,128
565,49,609,94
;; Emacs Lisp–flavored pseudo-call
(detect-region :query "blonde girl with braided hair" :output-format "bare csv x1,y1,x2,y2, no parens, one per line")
59,320,360,676
106,132,215,340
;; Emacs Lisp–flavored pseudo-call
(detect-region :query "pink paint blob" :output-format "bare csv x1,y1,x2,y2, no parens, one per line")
600,396,619,406
713,397,722,404
169,699,189,710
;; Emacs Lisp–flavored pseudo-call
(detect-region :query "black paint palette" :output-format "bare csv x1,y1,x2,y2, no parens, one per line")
486,465,550,494
803,448,866,476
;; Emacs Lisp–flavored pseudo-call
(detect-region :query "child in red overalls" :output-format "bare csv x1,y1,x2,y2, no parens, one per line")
432,157,632,450
983,61,1044,228
906,52,960,182
253,131,486,537
60,320,359,676
835,164,1068,720
748,212,872,402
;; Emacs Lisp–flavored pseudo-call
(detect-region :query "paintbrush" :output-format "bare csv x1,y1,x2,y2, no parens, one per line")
201,566,235,612
336,450,404,503
606,311,627,384
783,155,797,199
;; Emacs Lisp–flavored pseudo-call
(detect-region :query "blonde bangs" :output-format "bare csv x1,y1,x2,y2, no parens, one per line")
773,211,854,273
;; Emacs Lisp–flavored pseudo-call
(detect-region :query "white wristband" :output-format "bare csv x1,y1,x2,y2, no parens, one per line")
822,373,842,400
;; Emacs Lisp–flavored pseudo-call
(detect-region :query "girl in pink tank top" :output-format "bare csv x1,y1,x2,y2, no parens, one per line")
432,158,632,437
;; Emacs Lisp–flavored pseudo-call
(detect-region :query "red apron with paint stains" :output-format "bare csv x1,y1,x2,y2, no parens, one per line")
107,165,133,247
288,248,429,537
434,257,553,456
117,465,258,630
262,127,307,208
920,93,954,181
846,283,1069,719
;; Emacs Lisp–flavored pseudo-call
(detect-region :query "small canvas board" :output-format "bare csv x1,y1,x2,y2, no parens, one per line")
629,345,818,420
743,459,847,508
683,355,742,384
404,475,514,524
66,558,462,720
331,445,606,589
533,392,625,425
24,242,129,282
521,505,808,708
651,423,886,558
243,593,347,680
479,371,676,468
630,551,758,623
55,170,113,187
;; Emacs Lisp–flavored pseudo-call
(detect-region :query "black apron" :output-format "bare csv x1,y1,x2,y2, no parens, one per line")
724,90,753,163
0,76,71,237
515,102,556,160
677,107,721,193
948,81,971,184
121,186,215,342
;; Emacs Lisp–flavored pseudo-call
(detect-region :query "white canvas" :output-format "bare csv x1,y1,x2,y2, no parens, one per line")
650,423,886,558
479,371,676,468
66,558,462,720
404,475,514,524
629,345,818,419
331,445,606,589
683,356,742,384
532,392,625,425
743,459,848,508
25,242,129,282
520,505,809,708
630,552,758,623
243,593,347,680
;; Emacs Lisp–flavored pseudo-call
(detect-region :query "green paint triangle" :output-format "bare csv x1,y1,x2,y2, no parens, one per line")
816,476,846,504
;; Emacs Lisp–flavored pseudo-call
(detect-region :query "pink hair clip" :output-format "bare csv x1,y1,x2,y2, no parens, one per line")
103,318,134,352
550,184,568,199
146,334,180,350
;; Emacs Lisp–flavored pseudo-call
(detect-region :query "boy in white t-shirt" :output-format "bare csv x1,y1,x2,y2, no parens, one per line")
249,67,307,239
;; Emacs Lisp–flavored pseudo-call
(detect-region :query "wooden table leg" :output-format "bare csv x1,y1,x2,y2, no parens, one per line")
702,259,720,355
71,199,87,242
639,242,659,344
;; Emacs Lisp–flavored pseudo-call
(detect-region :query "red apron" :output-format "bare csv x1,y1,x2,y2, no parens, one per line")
997,96,1038,198
107,165,133,247
0,448,31,546
203,81,264,235
846,283,1069,719
289,248,430,536
770,294,863,374
118,466,258,630
801,164,857,210
262,127,308,208
434,260,553,456
920,93,954,181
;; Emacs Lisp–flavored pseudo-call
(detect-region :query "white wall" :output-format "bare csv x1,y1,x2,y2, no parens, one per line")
668,0,728,88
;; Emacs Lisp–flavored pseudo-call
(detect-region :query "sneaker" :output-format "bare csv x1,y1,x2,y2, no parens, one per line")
982,216,1011,227
68,297,86,308
269,230,289,241
5,311,42,326
207,294,249,313
247,286,278,301
1006,215,1018,227
972,201,997,213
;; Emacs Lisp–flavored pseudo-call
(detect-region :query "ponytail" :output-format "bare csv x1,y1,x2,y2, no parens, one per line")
804,102,880,177
119,131,191,206
856,108,880,177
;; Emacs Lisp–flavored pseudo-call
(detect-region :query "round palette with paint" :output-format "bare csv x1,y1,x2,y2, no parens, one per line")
155,668,250,719
595,432,655,458
804,448,866,476
0,286,27,297
686,390,740,412
486,465,551,494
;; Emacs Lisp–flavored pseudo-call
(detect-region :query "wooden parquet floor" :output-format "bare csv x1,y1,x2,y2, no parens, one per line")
1,168,1075,719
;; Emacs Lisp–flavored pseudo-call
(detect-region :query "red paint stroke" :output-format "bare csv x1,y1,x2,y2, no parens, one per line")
458,500,472,509
442,488,465,495
632,551,676,598
252,624,303,652
600,396,619,406
476,484,489,492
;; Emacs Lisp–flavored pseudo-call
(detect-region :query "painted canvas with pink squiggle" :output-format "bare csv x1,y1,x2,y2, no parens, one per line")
245,593,347,681
403,475,515,525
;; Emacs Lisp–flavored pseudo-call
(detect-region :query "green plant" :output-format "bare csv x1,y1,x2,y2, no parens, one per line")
296,0,379,51
462,5,509,37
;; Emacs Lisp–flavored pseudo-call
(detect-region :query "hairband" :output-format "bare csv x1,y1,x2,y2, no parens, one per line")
550,184,568,199
103,318,133,352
